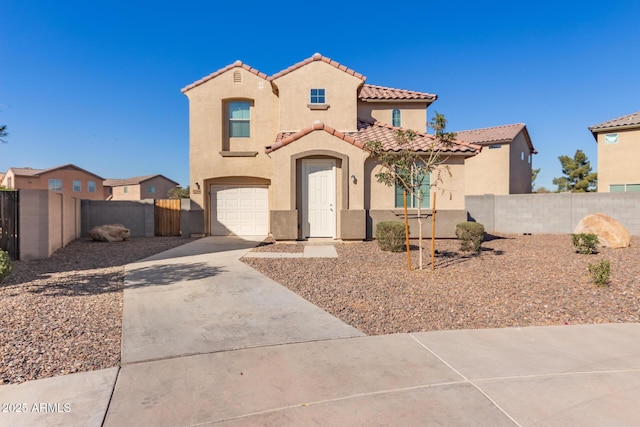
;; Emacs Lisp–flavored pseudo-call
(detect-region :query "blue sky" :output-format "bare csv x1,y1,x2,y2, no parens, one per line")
2,1,639,190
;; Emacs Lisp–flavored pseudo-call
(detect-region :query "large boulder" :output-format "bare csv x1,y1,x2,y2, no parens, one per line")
89,224,131,242
573,213,630,249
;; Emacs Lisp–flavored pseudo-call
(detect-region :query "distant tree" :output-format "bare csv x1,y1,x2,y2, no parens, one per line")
531,168,540,191
534,186,552,194
552,150,597,192
167,186,190,199
0,124,7,143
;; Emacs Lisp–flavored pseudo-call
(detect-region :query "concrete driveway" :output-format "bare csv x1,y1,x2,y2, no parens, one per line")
1,236,639,426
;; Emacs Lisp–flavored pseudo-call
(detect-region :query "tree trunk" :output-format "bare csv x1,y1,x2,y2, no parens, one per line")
404,191,411,271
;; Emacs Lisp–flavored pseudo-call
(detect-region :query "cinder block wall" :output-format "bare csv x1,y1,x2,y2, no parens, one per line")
81,200,155,237
19,190,82,260
467,193,640,235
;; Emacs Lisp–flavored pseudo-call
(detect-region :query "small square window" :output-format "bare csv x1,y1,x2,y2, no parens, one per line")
73,180,81,192
310,88,325,104
605,134,618,144
88,181,96,193
147,185,156,194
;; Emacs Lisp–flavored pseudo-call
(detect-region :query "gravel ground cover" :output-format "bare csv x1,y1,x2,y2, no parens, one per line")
243,234,640,335
0,237,191,385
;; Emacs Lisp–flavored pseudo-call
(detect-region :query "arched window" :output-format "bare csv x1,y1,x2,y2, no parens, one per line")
392,109,401,127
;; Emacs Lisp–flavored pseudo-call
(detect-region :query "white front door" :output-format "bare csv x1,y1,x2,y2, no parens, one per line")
303,160,336,238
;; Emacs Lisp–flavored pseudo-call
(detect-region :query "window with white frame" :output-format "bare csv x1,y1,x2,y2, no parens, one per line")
392,109,401,127
394,171,430,208
73,180,81,192
310,88,325,104
229,101,250,137
48,179,62,191
88,181,96,193
147,184,156,194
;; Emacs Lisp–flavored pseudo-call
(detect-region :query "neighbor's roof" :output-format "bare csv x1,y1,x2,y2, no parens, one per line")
7,164,104,179
588,111,640,136
268,119,480,155
455,123,537,154
104,174,178,187
359,84,436,102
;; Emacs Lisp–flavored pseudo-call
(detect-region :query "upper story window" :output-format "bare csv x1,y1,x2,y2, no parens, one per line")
605,133,618,144
147,184,157,194
310,88,325,104
229,101,250,138
48,179,62,192
88,181,96,193
392,109,401,127
73,180,81,192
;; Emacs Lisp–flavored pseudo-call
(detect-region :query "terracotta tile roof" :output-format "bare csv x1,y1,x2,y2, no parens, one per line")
267,120,364,154
352,120,480,154
588,111,640,132
268,120,480,155
181,60,269,93
359,84,436,102
269,53,366,82
104,174,178,187
455,123,537,154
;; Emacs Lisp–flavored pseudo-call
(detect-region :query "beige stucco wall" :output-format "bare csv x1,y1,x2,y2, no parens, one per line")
185,66,278,212
465,143,510,195
357,102,427,132
508,132,533,193
269,131,369,211
110,184,141,200
367,156,467,210
596,128,640,192
273,61,362,132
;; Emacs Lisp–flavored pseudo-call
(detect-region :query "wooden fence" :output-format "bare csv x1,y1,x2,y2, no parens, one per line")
154,199,181,236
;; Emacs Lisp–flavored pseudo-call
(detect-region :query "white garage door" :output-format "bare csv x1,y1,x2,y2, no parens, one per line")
210,185,268,236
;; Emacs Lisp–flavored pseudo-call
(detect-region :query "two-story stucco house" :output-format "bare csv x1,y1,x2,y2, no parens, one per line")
0,164,105,200
182,53,480,240
589,111,640,193
456,124,537,195
104,174,179,200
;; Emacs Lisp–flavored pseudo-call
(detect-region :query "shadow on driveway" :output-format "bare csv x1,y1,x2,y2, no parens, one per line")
125,262,225,289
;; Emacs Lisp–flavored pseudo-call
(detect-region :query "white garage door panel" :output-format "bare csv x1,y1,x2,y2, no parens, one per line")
211,185,268,236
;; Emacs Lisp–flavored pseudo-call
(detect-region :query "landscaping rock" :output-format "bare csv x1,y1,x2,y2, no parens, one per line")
88,224,131,242
573,213,630,248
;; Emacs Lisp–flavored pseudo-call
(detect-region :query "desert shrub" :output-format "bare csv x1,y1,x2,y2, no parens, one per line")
375,221,408,252
572,233,599,254
0,249,12,281
456,222,485,253
588,259,611,287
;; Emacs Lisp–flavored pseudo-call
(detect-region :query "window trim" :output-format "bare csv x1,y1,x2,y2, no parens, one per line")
310,88,325,104
48,178,62,192
392,109,401,127
72,180,81,192
228,101,251,138
394,170,431,209
88,181,96,193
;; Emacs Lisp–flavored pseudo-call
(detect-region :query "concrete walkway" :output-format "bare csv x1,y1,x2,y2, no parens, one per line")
2,237,639,426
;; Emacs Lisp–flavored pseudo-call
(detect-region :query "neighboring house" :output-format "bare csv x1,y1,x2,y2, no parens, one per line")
589,111,640,193
0,164,105,200
456,124,537,195
103,174,179,200
182,53,480,240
